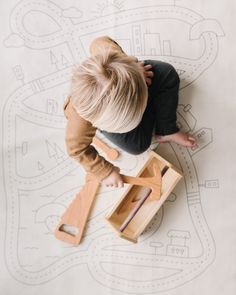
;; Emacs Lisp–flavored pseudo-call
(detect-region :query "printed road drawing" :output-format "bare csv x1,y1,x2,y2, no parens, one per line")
2,0,225,293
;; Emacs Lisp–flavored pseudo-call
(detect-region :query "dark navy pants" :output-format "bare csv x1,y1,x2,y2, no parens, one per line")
100,60,180,155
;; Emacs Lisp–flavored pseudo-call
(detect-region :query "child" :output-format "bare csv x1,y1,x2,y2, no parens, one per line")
64,36,196,188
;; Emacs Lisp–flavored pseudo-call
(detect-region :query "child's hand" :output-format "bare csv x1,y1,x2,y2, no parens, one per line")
101,167,124,188
139,61,154,86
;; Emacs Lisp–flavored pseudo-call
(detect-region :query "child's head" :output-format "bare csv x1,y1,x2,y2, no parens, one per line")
70,50,148,133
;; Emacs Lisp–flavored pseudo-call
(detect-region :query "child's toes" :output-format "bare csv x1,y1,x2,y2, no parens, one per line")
188,137,197,147
188,136,195,141
185,140,194,147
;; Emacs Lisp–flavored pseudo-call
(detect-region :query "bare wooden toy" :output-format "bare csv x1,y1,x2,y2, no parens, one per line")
120,161,161,201
105,151,183,243
54,151,182,245
54,168,161,245
54,174,100,245
92,136,120,160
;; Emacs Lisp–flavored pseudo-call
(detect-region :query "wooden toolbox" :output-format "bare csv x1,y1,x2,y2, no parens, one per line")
105,151,183,243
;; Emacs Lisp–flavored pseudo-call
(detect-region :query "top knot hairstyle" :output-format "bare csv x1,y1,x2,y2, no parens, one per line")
70,49,148,133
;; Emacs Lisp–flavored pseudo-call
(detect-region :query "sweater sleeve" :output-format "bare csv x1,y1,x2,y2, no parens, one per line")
64,97,114,182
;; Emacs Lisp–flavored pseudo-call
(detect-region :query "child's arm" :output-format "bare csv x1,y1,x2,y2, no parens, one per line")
64,97,115,181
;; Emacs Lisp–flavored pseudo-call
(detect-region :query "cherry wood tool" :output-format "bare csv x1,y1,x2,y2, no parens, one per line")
92,136,119,160
54,174,100,245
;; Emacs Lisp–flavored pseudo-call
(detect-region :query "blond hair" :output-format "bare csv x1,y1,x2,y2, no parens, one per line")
70,49,148,133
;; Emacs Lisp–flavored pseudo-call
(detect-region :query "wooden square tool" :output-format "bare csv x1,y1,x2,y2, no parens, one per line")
105,151,183,243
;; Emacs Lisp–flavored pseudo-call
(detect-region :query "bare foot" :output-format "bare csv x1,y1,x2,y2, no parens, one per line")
156,131,197,148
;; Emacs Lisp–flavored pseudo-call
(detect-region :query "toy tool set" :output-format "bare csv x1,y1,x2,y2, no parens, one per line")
55,138,182,245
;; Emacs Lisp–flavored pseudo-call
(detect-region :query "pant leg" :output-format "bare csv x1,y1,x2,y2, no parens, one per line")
145,60,180,135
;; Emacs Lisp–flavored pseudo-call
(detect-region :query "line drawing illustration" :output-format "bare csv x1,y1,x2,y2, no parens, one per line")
2,0,224,292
